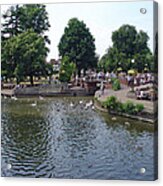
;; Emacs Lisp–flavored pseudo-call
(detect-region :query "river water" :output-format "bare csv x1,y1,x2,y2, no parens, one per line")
1,97,156,180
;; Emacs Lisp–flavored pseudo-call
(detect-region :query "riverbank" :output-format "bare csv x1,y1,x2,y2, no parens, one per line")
94,88,158,124
1,83,97,97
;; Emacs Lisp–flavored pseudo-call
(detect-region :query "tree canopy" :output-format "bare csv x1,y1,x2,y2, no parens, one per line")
58,18,98,76
99,24,153,73
1,4,51,84
2,4,50,41
2,29,49,85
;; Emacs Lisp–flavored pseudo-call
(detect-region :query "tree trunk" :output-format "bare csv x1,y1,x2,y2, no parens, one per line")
30,75,34,86
78,69,81,78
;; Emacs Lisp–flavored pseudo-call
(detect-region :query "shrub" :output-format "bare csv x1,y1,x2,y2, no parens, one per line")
101,96,144,115
112,78,121,91
123,101,135,114
135,103,144,113
116,101,124,113
104,96,118,110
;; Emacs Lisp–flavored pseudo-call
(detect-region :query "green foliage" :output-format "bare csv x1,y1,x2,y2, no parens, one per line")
123,101,135,114
111,78,121,91
135,104,144,113
2,4,50,41
99,24,153,73
103,96,144,115
59,56,76,82
2,29,49,85
58,18,97,76
1,4,51,84
103,96,118,110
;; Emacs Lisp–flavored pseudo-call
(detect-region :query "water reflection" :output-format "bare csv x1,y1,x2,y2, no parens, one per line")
1,97,155,180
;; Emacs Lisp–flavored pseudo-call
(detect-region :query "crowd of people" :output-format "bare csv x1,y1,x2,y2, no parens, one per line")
80,70,157,101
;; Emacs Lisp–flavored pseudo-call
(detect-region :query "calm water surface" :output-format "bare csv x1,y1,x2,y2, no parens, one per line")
1,97,155,180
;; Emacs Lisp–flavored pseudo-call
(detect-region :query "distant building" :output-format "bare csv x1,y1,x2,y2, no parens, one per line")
49,59,61,72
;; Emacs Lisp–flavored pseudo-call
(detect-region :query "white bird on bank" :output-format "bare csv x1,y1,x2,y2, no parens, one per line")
4,95,7,99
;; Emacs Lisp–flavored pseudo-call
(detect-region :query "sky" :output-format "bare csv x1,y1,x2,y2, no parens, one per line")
1,0,154,61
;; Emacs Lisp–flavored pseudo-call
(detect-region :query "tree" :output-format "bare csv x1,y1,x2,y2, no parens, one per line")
58,18,97,76
59,56,76,82
1,4,51,83
99,24,153,73
1,5,21,40
2,4,50,42
2,29,49,85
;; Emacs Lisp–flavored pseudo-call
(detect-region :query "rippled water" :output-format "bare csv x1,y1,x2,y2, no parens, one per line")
1,97,155,180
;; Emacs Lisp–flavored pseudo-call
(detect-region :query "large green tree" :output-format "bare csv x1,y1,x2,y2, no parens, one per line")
99,24,153,73
1,4,51,84
2,4,50,41
58,18,97,76
2,29,49,85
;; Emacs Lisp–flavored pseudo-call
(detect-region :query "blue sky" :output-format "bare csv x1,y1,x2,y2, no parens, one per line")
1,1,154,61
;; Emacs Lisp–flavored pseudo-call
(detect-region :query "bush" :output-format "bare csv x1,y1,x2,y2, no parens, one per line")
135,104,144,113
104,96,118,110
102,96,144,115
123,101,135,114
112,78,121,91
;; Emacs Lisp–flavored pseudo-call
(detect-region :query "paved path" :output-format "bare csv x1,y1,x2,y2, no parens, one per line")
95,88,157,114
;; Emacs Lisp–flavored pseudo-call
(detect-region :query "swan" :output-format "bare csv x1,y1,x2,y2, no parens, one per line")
31,101,37,107
11,96,18,100
79,100,83,104
70,102,74,107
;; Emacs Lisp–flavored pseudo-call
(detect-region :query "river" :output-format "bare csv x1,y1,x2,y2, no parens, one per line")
1,97,156,180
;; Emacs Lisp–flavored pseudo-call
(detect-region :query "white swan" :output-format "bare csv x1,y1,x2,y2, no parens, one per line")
31,101,37,107
11,96,18,100
79,100,83,104
70,102,74,107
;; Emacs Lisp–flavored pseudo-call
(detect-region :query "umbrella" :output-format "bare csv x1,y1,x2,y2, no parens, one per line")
128,69,136,74
117,67,122,71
